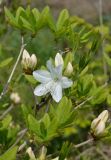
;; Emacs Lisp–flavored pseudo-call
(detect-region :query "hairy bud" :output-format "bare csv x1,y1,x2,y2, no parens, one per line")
55,53,64,67
26,147,36,160
39,146,47,160
10,92,21,104
91,110,109,137
98,110,108,123
65,62,73,76
21,49,37,74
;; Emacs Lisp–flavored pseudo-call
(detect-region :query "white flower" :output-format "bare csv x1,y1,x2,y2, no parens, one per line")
55,53,64,67
91,110,109,136
21,49,37,70
10,92,21,104
33,60,73,102
65,62,73,76
26,147,36,160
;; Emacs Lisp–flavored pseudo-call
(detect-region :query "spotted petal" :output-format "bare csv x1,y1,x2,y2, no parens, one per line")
50,82,62,102
61,77,73,88
33,70,51,83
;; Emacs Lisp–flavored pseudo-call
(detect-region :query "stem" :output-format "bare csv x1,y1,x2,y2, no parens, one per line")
0,104,14,120
74,138,93,148
18,141,27,152
36,94,51,111
74,96,93,110
99,0,107,77
9,128,28,150
0,37,26,100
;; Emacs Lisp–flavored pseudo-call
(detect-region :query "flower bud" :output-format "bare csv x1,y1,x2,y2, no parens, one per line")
98,110,108,123
91,110,109,137
26,147,36,160
55,53,64,67
10,92,21,104
31,54,37,68
21,49,37,73
65,62,73,76
91,118,105,136
39,146,47,160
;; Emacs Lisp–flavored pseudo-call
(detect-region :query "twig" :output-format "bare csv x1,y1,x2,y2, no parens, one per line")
99,0,107,77
0,36,26,101
18,141,27,152
36,94,51,111
9,128,28,150
74,138,93,148
0,104,14,120
74,96,93,110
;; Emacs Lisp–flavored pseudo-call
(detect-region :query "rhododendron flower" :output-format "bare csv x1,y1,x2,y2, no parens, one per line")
33,54,73,102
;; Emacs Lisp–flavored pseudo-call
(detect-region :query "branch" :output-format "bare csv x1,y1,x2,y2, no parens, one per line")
36,94,51,111
99,0,107,78
74,138,93,148
0,104,14,120
0,37,26,101
8,128,28,150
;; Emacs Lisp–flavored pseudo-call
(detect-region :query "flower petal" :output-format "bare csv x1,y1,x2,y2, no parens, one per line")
33,70,51,83
50,82,62,102
22,49,30,59
34,84,49,96
54,65,62,79
61,77,73,88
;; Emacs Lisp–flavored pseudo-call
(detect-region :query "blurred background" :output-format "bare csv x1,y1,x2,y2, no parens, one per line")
0,0,111,22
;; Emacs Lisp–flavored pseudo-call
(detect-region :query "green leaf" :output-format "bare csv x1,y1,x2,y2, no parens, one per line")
0,57,13,68
64,52,73,68
16,7,25,23
56,9,69,30
20,16,34,32
0,146,18,160
42,113,51,128
24,74,37,84
59,142,72,160
104,53,111,66
53,97,75,128
4,7,18,27
32,8,40,23
46,118,58,139
77,74,93,96
21,104,33,126
28,114,42,139
1,115,12,130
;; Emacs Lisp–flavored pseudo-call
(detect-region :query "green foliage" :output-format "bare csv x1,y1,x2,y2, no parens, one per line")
0,146,18,160
28,97,75,143
0,57,13,68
